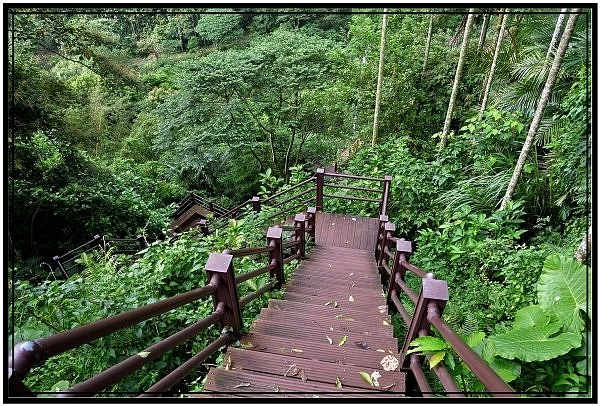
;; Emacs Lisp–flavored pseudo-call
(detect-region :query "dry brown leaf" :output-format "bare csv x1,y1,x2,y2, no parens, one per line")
325,335,333,345
381,383,395,391
234,382,251,388
284,364,299,377
349,272,354,276
356,341,371,350
291,348,303,353
300,369,308,383
335,377,342,388
348,295,355,303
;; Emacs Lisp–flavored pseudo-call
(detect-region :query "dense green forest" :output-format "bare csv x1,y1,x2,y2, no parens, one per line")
8,7,592,397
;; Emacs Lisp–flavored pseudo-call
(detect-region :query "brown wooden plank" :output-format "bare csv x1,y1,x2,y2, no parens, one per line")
239,332,400,369
223,347,405,392
250,319,397,350
257,309,394,337
283,291,390,315
267,299,392,320
282,286,388,308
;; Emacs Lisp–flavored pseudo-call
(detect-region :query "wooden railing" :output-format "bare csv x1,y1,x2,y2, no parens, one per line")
172,191,228,219
8,211,317,397
375,217,516,397
188,168,392,235
52,235,147,279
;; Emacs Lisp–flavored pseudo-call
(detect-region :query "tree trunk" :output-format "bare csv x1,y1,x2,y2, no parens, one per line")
479,10,509,117
439,9,475,150
546,8,568,61
500,9,579,209
478,13,490,50
422,14,434,76
372,9,389,147
575,226,592,263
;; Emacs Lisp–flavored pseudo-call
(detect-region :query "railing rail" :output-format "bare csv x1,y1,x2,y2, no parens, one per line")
375,218,516,397
9,207,314,397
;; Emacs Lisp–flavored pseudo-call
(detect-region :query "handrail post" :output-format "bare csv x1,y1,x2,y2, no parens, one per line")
267,227,284,289
251,196,261,212
315,168,324,211
205,253,242,336
386,239,412,306
375,214,388,260
136,234,146,249
380,175,392,216
378,221,396,269
198,219,209,236
53,255,69,279
306,207,316,240
399,277,449,370
294,214,306,258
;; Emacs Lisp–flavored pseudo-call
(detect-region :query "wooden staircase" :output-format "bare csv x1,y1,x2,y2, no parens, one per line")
200,214,406,397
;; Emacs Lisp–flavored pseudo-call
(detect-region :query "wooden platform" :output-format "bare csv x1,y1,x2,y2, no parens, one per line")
198,213,405,398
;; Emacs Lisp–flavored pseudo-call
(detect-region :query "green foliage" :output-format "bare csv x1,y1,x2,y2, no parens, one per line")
194,9,243,46
537,255,588,333
10,209,298,394
491,323,581,362
546,66,591,221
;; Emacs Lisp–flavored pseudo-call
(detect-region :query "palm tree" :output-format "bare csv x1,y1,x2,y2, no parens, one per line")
500,9,580,209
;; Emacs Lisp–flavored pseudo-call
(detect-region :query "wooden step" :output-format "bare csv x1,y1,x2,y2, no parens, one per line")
267,299,391,320
202,368,404,397
238,331,400,369
250,319,398,350
217,347,405,392
258,307,393,336
283,282,388,302
283,291,390,314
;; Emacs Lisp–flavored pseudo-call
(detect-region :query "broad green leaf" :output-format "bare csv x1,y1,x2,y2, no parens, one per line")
513,305,551,329
358,371,373,386
537,255,587,332
464,332,485,348
429,351,446,369
338,335,347,346
52,380,70,391
491,323,581,362
488,357,521,383
444,352,456,370
407,336,448,354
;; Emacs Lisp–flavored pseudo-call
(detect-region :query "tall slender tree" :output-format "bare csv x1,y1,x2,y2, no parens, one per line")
371,9,389,147
500,9,580,209
422,13,434,76
478,13,490,50
546,8,568,61
479,9,510,117
439,8,475,149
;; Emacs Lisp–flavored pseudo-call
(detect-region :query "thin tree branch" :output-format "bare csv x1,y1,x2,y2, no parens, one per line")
35,40,102,76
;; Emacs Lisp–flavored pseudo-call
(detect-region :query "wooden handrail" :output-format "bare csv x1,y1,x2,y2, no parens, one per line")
375,217,516,397
10,209,315,397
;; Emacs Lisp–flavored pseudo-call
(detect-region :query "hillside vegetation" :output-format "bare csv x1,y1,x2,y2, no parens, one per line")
8,8,591,396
